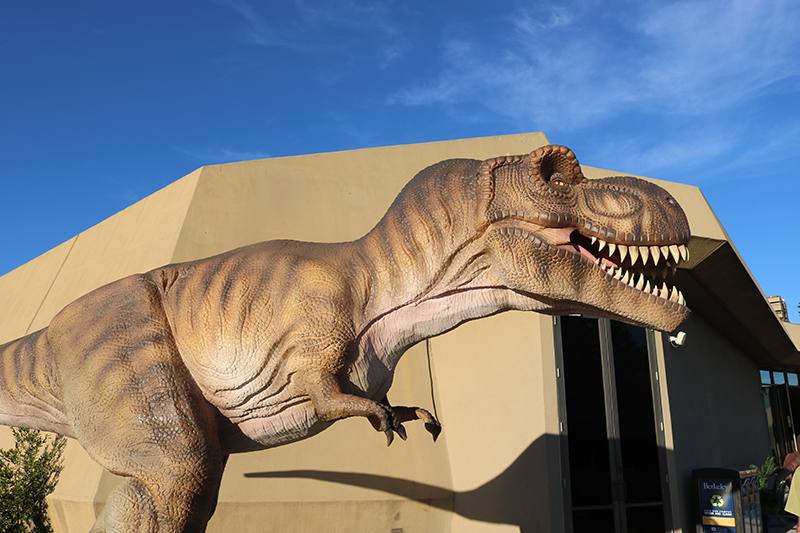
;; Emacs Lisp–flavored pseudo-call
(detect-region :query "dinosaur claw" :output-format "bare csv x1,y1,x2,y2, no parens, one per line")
425,422,442,442
385,429,394,446
395,422,407,441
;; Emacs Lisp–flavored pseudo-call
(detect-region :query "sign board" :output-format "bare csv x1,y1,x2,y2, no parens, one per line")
692,468,759,533
699,479,736,532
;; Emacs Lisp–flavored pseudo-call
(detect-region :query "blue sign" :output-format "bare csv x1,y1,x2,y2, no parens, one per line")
700,479,736,532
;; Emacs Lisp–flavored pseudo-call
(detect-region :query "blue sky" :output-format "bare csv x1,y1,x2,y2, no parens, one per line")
2,0,799,321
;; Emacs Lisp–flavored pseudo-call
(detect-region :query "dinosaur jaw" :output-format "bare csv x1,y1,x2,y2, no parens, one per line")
487,222,691,332
567,229,689,307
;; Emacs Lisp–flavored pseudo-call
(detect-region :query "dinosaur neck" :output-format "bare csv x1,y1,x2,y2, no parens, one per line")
342,159,517,397
354,158,488,323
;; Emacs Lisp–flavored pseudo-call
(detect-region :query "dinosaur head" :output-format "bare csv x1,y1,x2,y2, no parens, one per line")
479,145,690,332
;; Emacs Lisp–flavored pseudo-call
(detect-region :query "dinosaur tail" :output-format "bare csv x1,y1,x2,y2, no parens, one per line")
0,329,72,437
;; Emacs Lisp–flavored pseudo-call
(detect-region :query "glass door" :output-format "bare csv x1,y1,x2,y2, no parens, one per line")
555,316,671,533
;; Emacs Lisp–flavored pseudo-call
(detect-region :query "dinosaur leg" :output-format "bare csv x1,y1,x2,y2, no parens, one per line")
296,370,408,445
49,276,226,532
86,391,226,533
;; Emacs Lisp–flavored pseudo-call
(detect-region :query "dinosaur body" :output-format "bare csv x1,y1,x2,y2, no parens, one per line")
0,145,690,532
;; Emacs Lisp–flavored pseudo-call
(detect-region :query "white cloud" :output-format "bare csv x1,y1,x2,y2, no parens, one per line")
215,0,285,47
634,0,800,113
176,146,272,165
393,0,800,128
215,0,409,68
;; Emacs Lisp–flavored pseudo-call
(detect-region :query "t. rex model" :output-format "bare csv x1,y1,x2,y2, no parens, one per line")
0,145,690,532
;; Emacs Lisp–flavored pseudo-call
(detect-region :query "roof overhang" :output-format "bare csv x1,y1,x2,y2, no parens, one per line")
677,237,800,367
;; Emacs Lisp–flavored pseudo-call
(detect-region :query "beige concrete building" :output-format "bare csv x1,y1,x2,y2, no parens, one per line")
1,132,799,532
768,295,790,322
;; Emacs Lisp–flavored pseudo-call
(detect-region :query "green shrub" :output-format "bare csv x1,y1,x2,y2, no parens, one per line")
0,428,66,533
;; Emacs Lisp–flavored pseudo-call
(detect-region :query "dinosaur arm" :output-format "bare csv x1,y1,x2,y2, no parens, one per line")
294,369,407,446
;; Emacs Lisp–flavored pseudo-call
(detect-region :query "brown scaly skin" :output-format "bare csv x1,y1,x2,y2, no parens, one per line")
0,145,690,532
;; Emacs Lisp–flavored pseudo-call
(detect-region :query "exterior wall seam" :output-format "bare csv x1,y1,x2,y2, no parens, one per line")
25,235,78,335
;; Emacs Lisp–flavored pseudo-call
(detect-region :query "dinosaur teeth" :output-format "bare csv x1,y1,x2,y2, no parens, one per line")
669,286,679,303
597,261,687,308
629,246,640,266
639,246,650,266
650,245,661,265
669,244,680,263
499,227,690,306
584,234,690,270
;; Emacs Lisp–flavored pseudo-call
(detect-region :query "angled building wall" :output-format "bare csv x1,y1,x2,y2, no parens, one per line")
0,132,796,532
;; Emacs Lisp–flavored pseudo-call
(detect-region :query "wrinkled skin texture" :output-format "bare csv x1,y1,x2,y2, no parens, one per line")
0,145,690,532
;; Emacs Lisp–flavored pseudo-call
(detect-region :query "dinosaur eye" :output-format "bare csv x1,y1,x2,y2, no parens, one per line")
550,174,569,191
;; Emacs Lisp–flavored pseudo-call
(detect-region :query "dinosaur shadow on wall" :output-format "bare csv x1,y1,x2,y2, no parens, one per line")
245,434,559,533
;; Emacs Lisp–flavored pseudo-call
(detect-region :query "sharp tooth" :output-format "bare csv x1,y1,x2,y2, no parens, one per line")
650,245,661,265
661,245,670,261
639,246,650,266
618,244,628,263
660,266,669,279
629,246,639,265
597,239,606,252
621,271,630,284
635,274,645,291
669,244,680,263
608,243,616,257
615,268,624,280
595,257,602,265
644,279,652,294
679,244,688,262
678,292,686,306
672,265,678,275
661,282,669,298
591,236,597,246
669,286,679,303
